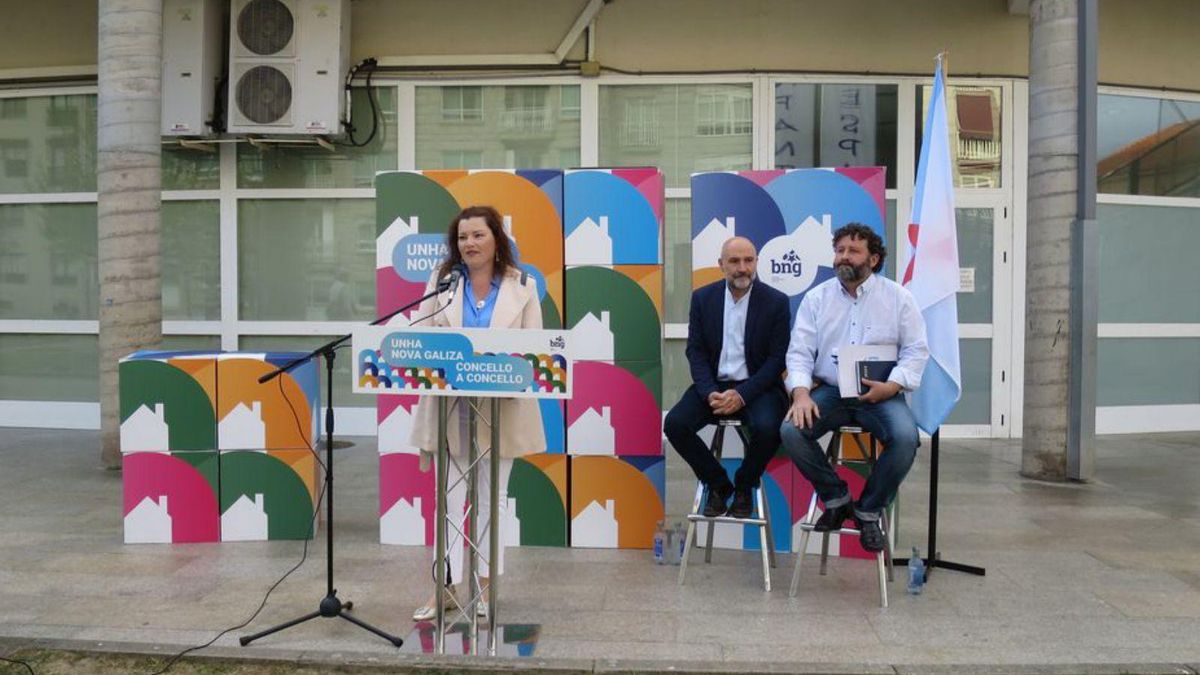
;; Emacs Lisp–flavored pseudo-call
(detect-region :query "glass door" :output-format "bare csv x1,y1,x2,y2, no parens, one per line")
946,200,1012,437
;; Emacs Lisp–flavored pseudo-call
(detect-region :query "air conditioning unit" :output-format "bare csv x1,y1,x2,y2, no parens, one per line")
161,0,225,136
227,0,350,135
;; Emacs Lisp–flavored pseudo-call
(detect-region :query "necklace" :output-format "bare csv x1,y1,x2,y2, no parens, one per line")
475,299,486,310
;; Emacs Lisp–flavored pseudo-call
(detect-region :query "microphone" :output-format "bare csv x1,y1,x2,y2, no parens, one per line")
437,266,462,293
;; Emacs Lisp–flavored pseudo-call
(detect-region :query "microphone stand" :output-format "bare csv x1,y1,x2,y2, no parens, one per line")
240,277,458,647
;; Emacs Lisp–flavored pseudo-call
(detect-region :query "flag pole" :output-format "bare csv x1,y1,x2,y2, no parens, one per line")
891,51,984,580
926,429,984,577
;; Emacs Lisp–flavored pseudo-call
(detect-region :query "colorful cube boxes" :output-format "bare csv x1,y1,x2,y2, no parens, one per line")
563,168,665,549
374,168,665,549
120,351,320,543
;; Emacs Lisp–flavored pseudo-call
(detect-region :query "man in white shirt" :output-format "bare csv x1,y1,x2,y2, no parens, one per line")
664,237,791,519
780,223,928,552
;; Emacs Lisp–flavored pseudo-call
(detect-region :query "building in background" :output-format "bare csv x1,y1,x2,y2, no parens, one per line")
1,0,1197,439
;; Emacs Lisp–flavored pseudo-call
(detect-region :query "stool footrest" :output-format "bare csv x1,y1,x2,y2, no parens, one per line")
687,513,768,526
796,522,864,536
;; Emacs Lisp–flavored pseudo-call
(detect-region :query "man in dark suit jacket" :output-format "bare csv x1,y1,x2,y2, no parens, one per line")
664,236,791,519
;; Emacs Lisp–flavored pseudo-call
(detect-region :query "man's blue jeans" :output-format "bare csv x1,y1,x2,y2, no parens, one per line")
778,384,919,521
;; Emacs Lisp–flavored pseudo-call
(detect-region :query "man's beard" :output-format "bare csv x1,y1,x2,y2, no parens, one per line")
836,262,869,283
727,274,754,291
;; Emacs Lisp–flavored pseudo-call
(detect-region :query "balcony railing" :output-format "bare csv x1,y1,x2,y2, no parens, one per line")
619,120,660,148
498,107,553,134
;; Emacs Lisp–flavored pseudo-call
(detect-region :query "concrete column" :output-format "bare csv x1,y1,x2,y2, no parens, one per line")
98,0,163,468
1022,0,1088,480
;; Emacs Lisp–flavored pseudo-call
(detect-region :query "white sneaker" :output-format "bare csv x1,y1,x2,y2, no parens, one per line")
412,584,457,621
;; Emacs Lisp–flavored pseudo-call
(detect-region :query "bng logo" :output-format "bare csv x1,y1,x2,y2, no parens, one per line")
770,250,803,278
756,214,835,297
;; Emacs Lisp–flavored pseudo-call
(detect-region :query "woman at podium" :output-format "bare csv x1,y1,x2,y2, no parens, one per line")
407,205,545,621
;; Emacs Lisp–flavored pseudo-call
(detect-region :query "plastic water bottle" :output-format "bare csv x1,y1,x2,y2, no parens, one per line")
652,520,666,564
907,547,926,595
664,523,680,565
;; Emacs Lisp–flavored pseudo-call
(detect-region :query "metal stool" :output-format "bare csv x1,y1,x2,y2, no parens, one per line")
789,425,895,607
678,418,777,591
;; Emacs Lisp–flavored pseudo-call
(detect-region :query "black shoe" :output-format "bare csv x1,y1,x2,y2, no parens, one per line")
813,502,854,532
857,518,886,552
727,488,753,519
703,484,732,517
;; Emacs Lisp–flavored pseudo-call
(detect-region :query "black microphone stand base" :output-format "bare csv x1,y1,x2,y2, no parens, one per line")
239,591,404,647
892,553,987,579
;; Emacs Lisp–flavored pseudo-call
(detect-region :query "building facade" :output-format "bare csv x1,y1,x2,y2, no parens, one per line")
0,0,1197,438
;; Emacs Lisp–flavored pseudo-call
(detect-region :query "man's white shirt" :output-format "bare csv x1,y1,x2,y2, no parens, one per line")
784,273,929,393
717,283,751,381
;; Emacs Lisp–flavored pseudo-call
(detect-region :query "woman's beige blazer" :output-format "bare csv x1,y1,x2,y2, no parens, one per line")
407,266,547,461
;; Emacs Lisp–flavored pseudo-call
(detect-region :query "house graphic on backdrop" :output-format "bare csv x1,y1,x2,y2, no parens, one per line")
572,311,614,361
124,495,171,543
377,404,416,454
566,216,614,265
381,496,425,545
120,403,170,453
219,401,265,449
568,406,615,455
572,499,618,547
693,216,735,264
222,493,269,541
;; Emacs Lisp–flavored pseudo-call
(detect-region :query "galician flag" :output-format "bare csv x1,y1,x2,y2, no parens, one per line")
903,57,962,434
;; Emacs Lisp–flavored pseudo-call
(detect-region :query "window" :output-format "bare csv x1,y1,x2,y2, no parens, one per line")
696,88,751,136
918,85,1002,188
238,199,376,321
0,335,99,402
163,145,220,190
0,203,97,320
416,85,580,170
442,149,483,169
1097,203,1200,323
0,94,96,194
558,148,580,168
0,98,27,119
504,86,548,111
694,155,751,172
620,97,659,148
162,201,220,320
237,88,397,189
441,86,483,122
0,252,27,283
50,251,78,286
46,96,77,127
0,140,29,178
46,138,78,185
560,86,581,119
500,86,551,133
775,83,898,187
1098,93,1200,197
600,84,753,187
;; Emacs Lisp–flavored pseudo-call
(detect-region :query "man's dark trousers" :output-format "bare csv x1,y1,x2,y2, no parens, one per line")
664,381,788,492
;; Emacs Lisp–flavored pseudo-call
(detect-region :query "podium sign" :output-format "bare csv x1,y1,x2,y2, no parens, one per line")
352,326,572,399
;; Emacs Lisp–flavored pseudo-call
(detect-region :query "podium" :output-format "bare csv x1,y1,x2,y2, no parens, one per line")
353,325,572,655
